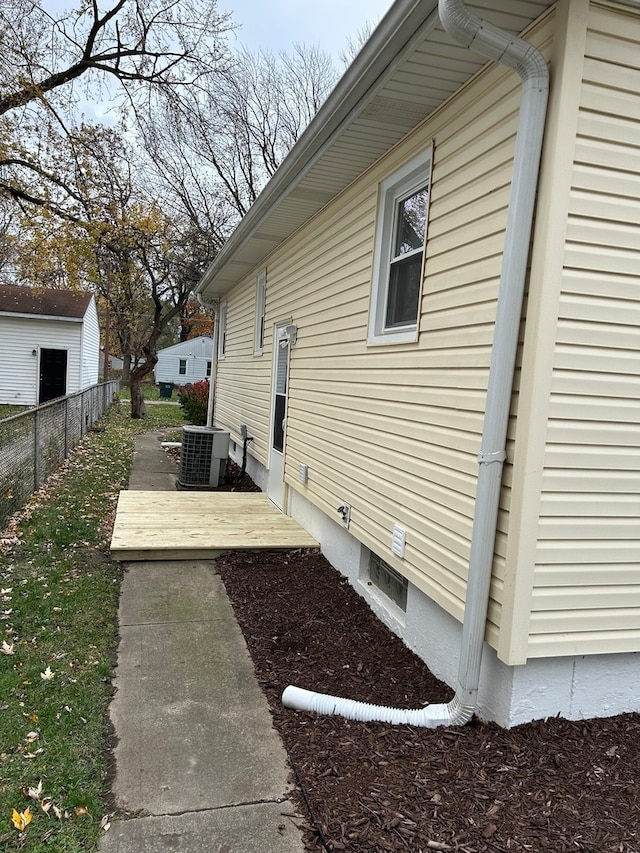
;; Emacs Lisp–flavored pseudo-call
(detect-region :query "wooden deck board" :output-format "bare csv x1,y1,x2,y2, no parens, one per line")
110,490,318,561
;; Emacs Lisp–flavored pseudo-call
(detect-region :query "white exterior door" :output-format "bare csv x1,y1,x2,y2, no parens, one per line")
267,324,290,510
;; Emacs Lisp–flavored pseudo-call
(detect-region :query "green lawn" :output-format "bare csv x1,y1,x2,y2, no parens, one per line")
0,398,185,851
117,382,164,402
0,405,29,420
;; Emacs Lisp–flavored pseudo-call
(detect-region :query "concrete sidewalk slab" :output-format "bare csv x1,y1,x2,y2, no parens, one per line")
100,434,305,852
110,561,292,814
127,431,178,491
100,802,304,853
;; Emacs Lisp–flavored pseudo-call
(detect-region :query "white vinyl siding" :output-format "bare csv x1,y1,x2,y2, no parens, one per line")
79,297,100,389
153,337,213,386
0,316,83,406
505,1,640,662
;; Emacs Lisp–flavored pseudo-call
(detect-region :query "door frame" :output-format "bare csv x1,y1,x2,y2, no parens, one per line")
267,321,292,510
38,347,68,404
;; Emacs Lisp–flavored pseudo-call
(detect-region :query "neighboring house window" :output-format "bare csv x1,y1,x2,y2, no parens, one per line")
254,270,266,356
206,360,212,377
179,359,187,376
368,147,432,344
218,302,227,359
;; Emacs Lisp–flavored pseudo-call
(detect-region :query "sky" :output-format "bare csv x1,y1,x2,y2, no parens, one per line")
222,0,394,64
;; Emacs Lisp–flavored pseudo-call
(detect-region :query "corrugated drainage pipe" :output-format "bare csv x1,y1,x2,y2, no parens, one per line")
282,0,549,728
282,686,473,726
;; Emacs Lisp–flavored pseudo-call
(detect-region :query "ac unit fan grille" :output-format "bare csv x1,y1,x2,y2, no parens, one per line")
178,426,229,487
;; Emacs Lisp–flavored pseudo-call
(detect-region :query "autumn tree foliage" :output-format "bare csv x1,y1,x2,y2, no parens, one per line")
1,1,339,419
180,298,214,341
15,125,205,418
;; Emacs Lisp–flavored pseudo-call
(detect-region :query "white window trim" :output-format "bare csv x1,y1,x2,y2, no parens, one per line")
254,269,266,356
367,145,433,346
218,301,227,359
178,358,187,376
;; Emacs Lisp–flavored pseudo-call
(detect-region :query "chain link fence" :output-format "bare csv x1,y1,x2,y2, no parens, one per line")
0,380,120,531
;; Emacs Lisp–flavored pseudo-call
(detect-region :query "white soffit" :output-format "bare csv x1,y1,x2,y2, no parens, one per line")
197,0,553,297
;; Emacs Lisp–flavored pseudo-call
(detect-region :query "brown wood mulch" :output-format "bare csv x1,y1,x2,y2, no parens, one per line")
215,548,640,853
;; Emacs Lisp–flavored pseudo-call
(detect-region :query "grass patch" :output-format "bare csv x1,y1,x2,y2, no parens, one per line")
0,398,184,850
0,405,29,420
117,382,162,402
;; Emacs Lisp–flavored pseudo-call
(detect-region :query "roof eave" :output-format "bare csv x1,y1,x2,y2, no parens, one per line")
196,0,440,298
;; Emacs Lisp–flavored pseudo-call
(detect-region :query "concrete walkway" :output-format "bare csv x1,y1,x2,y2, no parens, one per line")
99,433,305,853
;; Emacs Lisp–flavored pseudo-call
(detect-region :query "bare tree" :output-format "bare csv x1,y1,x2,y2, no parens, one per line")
0,0,232,212
339,22,376,67
139,44,338,224
0,0,232,116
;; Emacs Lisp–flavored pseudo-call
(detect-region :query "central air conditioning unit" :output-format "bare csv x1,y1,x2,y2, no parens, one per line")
178,425,230,488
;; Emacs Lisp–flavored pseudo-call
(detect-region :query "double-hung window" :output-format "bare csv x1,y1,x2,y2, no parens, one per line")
178,358,187,376
218,302,227,359
368,147,432,344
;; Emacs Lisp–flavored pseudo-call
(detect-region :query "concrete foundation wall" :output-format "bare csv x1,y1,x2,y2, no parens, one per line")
238,454,639,727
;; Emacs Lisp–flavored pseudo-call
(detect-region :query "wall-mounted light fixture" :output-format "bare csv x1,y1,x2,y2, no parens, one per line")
279,324,298,348
31,349,37,356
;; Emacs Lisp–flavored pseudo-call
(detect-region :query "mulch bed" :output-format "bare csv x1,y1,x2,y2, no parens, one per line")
165,441,640,852
215,549,640,853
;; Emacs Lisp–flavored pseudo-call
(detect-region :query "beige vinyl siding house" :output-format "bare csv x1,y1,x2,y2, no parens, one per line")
197,0,640,727
501,0,640,665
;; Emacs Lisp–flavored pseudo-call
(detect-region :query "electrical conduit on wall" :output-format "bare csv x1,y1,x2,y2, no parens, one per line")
282,0,549,727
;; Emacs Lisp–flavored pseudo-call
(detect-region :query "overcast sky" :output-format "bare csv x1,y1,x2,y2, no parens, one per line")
223,0,394,63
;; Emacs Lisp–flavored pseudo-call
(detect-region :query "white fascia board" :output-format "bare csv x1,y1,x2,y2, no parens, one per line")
0,312,82,322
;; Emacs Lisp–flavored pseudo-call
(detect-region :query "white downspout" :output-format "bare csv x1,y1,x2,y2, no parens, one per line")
282,0,549,727
197,294,219,429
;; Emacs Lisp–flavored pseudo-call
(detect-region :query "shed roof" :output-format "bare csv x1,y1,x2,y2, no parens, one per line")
196,0,553,299
0,284,92,320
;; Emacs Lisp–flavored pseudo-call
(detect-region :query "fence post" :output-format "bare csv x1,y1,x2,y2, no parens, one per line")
64,397,70,457
33,409,40,490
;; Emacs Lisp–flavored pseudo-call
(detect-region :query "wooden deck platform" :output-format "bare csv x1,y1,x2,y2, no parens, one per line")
110,490,318,561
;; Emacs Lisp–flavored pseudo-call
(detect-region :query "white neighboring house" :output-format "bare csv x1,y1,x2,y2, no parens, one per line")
154,336,213,387
0,284,100,406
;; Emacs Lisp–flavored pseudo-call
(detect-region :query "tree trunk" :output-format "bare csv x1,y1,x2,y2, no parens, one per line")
129,375,147,420
121,350,132,388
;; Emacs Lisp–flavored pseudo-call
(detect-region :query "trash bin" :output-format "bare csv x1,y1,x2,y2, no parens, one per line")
159,382,174,399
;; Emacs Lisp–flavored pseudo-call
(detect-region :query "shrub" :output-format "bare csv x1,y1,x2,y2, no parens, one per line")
177,380,210,425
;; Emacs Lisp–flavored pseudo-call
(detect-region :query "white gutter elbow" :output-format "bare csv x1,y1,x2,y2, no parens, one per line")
439,2,546,78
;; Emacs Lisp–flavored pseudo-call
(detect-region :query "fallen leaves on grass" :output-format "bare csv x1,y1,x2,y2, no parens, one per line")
22,780,64,820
